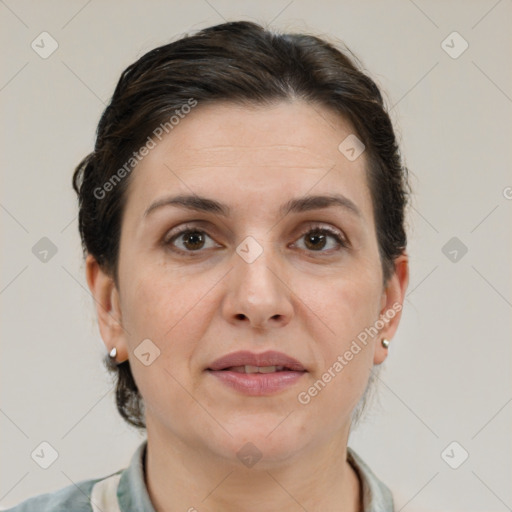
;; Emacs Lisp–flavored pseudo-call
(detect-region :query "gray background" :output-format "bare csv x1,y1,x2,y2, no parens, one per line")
1,1,511,510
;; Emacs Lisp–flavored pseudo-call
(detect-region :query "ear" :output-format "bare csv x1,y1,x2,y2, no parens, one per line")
373,252,409,365
85,254,129,363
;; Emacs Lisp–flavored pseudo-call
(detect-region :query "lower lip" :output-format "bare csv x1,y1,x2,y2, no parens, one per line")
207,370,306,396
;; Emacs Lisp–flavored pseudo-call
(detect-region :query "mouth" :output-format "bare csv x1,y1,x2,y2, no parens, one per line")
207,350,307,372
206,350,307,396
216,365,302,373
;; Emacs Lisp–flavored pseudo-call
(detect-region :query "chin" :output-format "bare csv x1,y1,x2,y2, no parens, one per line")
207,418,308,468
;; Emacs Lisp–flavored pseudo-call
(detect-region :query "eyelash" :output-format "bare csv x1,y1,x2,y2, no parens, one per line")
163,223,349,256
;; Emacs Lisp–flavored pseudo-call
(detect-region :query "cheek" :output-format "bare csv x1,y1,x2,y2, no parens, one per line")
298,267,381,400
120,266,216,370
295,281,378,426
302,262,382,343
118,269,206,409
121,262,200,333
336,276,381,337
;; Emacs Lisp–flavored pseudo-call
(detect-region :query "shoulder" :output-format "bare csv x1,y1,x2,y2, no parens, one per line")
4,471,122,512
347,446,395,512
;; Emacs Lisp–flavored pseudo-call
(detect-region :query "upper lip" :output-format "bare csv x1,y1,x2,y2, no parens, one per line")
207,350,307,372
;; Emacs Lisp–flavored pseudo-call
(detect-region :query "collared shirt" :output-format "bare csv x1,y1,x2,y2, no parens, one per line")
5,440,394,511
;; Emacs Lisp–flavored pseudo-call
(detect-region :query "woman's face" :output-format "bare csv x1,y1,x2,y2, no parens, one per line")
89,100,408,465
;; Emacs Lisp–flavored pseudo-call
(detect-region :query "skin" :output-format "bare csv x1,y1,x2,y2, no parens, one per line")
86,100,409,512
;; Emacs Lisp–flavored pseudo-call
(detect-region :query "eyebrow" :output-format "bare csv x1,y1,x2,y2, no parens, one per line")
143,193,362,219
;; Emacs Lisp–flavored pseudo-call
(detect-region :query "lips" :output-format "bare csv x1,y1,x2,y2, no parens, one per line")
206,350,307,396
207,350,307,373
224,365,287,374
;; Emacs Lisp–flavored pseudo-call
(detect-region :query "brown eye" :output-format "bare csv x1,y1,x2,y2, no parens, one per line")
295,227,347,253
166,229,218,253
305,231,328,251
180,231,206,250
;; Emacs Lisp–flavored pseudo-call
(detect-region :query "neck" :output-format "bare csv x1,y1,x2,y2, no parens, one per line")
143,420,361,512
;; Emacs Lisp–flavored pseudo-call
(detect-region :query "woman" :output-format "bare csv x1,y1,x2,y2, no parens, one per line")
8,20,409,512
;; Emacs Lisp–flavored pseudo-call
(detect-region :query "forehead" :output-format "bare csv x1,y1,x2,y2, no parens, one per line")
123,100,373,222
159,100,352,166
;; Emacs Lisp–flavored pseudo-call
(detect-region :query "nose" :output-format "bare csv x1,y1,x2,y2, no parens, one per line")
221,241,294,330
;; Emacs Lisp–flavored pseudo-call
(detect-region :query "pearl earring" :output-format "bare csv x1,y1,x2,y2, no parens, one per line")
381,338,390,348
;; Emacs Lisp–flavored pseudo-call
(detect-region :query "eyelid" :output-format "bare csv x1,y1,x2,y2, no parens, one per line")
162,220,217,243
298,222,349,248
162,221,350,254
